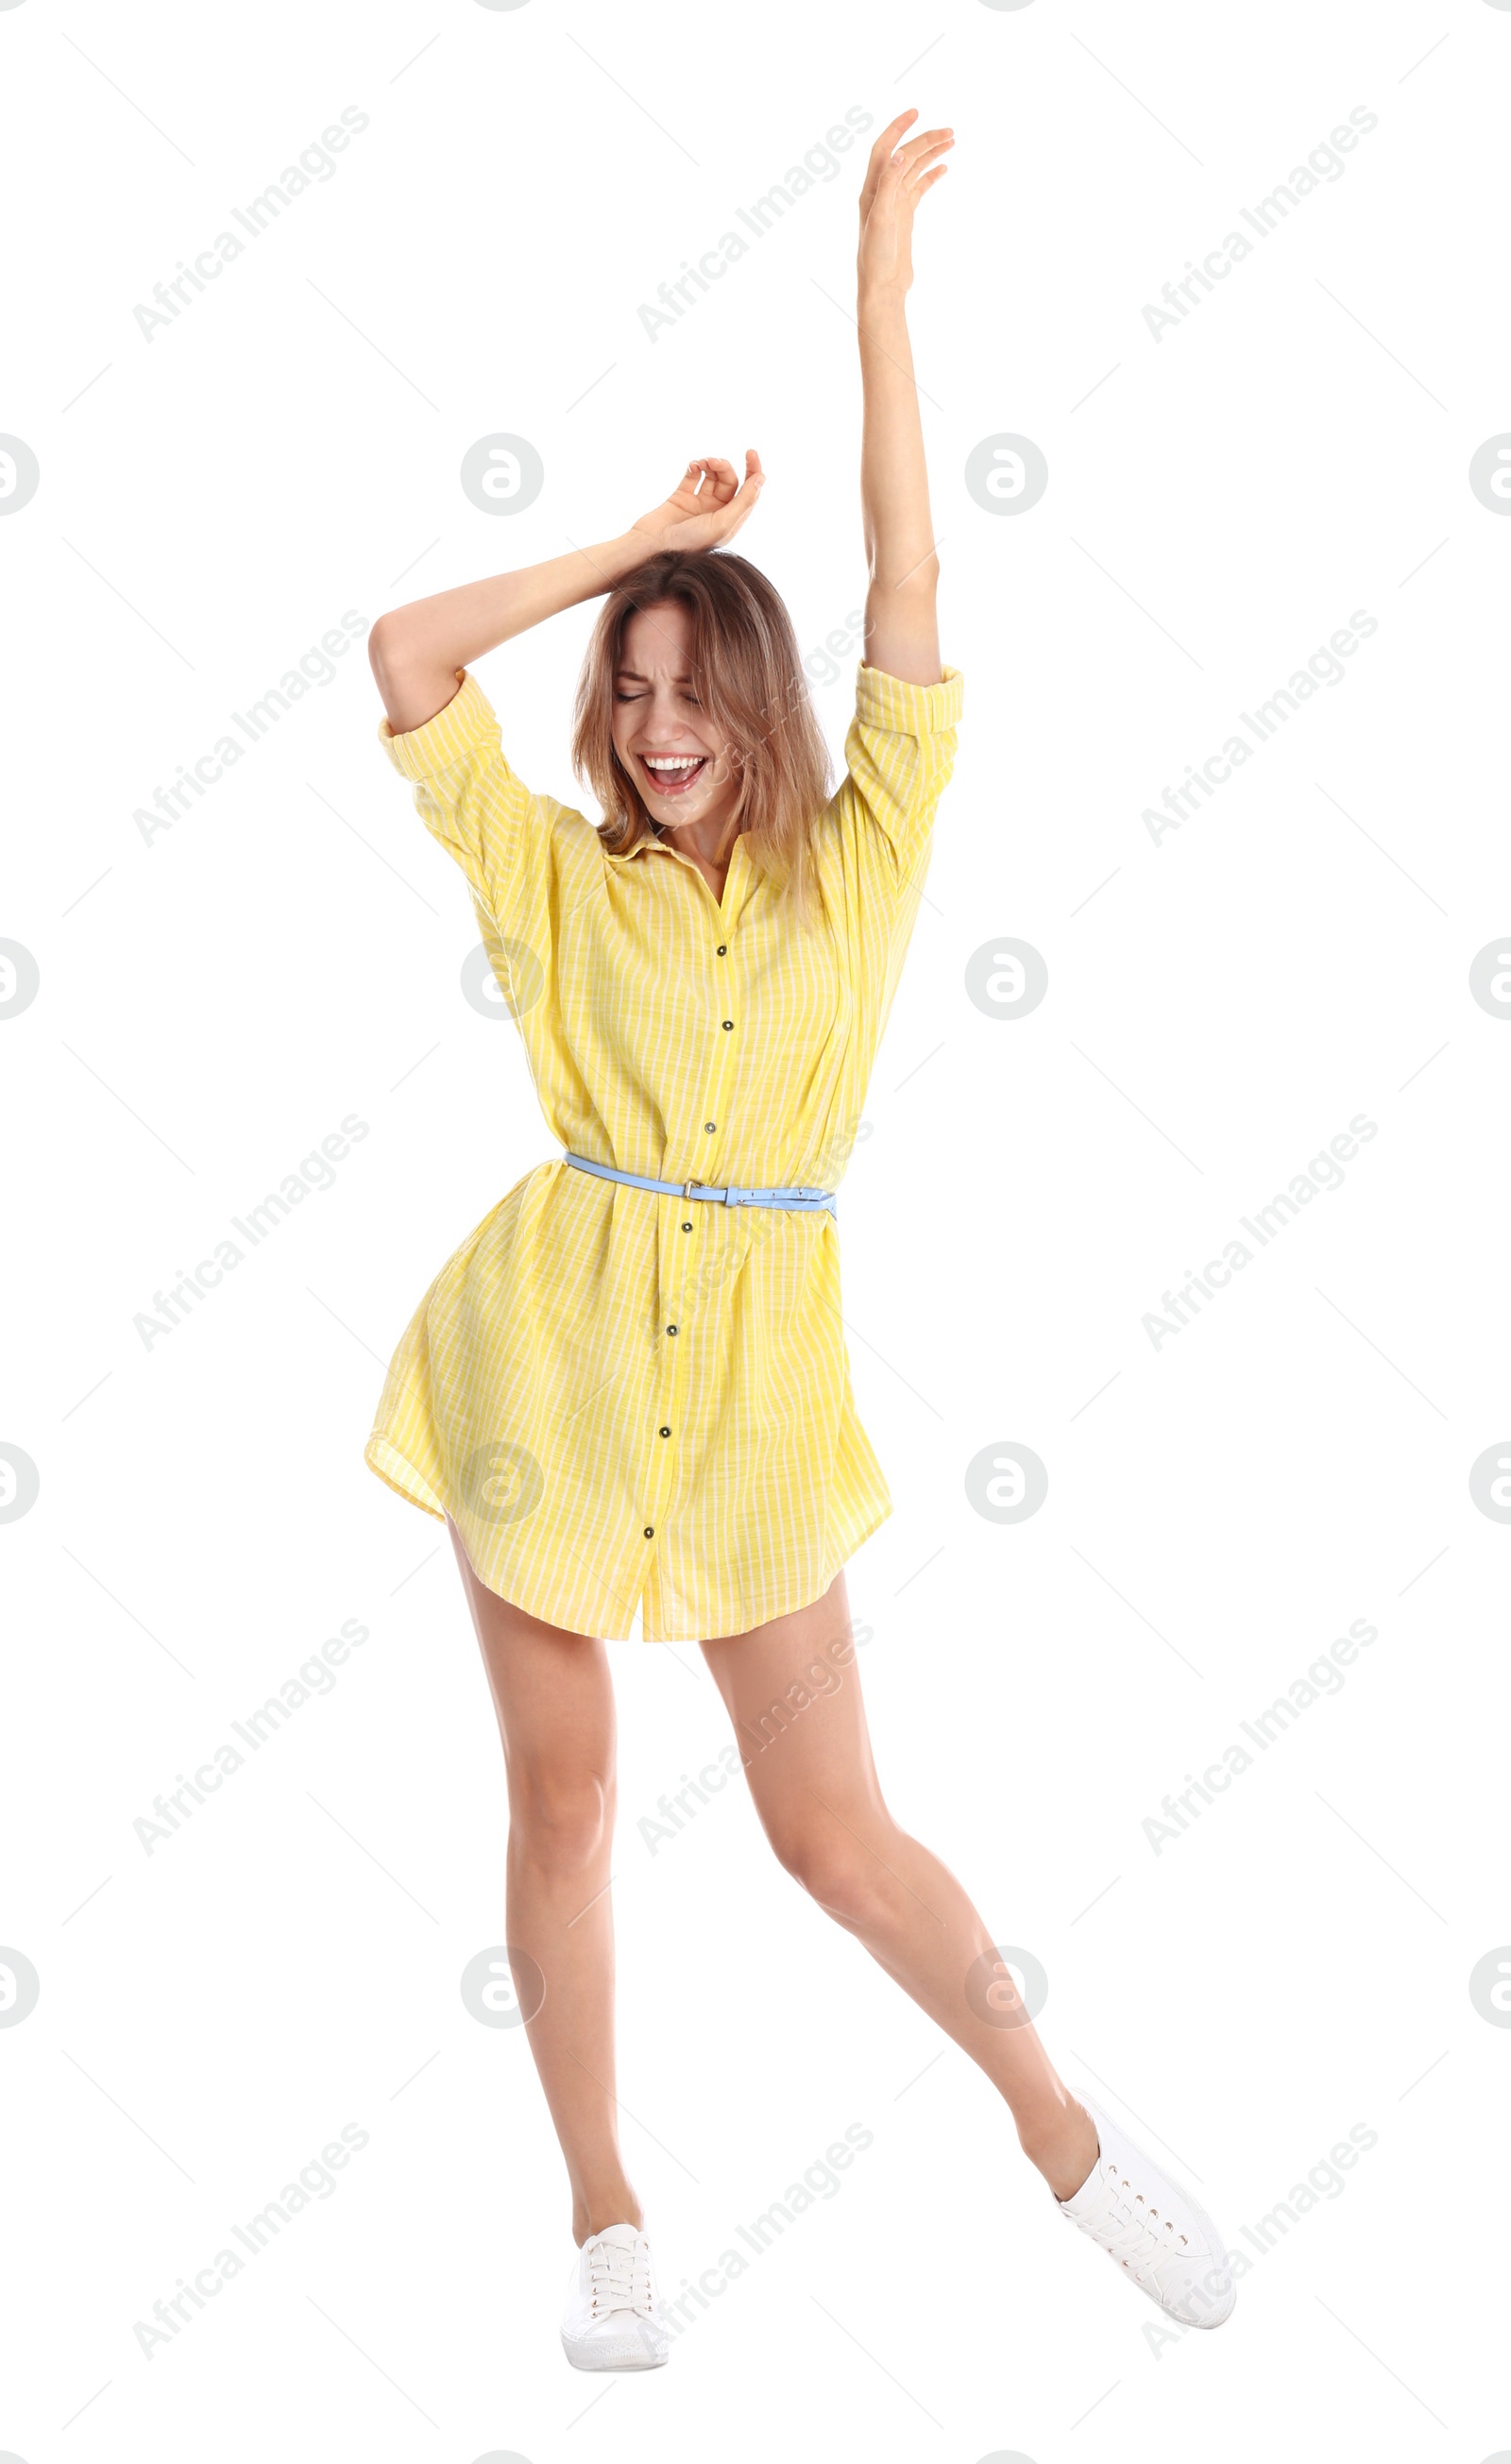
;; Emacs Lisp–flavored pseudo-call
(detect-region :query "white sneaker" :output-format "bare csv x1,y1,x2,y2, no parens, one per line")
1057,2099,1236,2327
560,2221,670,2371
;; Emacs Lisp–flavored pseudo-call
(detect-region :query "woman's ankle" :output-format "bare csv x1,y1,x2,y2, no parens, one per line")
572,2192,645,2244
1018,2099,1100,2201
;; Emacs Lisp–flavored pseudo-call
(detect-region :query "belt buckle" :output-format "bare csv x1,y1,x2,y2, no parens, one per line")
682,1177,700,1200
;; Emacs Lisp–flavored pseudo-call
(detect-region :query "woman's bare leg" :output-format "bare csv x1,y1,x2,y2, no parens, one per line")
701,1569,1100,2201
448,1518,642,2243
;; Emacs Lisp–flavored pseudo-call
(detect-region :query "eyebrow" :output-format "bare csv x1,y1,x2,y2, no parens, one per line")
615,668,694,684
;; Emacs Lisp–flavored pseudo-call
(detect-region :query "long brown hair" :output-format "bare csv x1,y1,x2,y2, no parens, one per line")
570,550,833,926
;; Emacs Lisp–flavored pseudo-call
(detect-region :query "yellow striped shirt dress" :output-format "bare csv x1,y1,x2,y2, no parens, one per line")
365,658,964,1642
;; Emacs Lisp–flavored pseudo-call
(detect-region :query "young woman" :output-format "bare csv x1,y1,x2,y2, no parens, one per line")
365,111,1236,2368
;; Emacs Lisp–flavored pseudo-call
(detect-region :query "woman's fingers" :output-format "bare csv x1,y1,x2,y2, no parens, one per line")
895,123,953,168
866,131,954,245
657,450,764,547
714,454,765,535
886,134,953,212
860,113,953,230
900,133,954,186
686,454,739,504
710,451,763,505
871,111,949,187
899,148,953,215
859,107,917,209
870,107,920,161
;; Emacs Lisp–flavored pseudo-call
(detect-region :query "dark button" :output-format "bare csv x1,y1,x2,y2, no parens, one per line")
659,1425,671,1437
716,943,727,956
704,1121,716,1132
681,1219,692,1232
722,1019,733,1030
643,1524,654,1538
666,1323,678,1335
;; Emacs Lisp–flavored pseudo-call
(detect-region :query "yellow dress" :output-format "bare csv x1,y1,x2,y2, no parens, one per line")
365,658,964,1641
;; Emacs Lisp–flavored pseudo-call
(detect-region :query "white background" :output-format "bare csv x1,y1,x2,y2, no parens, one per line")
4,0,1509,2456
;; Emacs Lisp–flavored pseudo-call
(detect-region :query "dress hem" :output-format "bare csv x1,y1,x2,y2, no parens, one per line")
363,1435,890,1644
365,1436,446,1521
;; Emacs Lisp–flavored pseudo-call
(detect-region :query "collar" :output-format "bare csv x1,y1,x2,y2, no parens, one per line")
603,829,749,872
602,833,668,863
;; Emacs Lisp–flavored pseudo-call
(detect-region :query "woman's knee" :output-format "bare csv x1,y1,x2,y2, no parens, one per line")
509,1767,615,1875
764,1813,895,1927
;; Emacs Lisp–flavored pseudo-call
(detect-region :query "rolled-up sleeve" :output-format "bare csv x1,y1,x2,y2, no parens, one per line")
831,662,965,886
379,670,558,951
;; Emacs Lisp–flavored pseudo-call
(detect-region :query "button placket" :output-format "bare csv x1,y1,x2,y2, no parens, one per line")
648,895,739,1545
648,1197,691,1533
696,930,738,1182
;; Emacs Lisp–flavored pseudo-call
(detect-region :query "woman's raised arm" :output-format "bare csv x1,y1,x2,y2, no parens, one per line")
368,452,767,736
855,110,954,688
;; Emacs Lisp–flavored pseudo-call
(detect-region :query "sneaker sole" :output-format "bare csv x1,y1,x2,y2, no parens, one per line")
561,2331,670,2371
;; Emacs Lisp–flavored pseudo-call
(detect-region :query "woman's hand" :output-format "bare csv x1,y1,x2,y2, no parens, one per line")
857,108,953,300
629,451,765,555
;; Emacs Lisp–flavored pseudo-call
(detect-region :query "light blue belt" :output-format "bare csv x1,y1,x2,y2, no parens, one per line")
562,1150,837,1217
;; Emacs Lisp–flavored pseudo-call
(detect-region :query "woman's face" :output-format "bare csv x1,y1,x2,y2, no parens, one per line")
611,601,741,838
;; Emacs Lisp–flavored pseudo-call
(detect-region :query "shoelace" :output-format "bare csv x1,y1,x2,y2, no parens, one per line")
586,2234,654,2320
1084,2164,1192,2283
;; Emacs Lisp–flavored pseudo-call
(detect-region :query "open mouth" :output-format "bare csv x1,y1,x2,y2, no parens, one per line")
639,754,708,798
